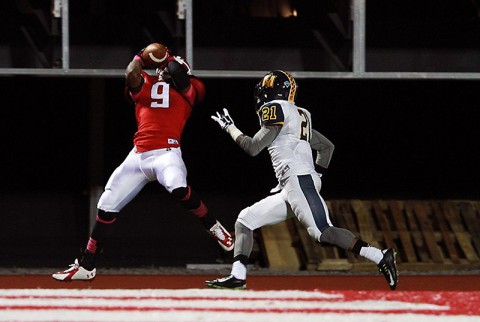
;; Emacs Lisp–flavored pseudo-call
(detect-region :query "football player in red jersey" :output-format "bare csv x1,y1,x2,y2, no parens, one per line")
52,44,234,281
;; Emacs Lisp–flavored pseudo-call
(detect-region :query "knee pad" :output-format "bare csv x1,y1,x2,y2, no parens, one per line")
320,227,356,250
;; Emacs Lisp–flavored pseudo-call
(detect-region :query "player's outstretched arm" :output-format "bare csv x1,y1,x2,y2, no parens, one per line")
211,109,279,156
211,108,243,140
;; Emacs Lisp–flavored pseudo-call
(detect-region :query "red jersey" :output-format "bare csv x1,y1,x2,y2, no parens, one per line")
129,72,205,152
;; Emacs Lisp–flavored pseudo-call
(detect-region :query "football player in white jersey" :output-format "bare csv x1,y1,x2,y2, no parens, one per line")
207,70,398,290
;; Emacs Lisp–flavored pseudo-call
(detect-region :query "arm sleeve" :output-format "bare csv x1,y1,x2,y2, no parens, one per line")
310,129,335,168
233,125,281,156
167,60,190,92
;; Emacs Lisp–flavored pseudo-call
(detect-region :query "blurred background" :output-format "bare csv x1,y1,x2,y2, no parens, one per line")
0,0,479,270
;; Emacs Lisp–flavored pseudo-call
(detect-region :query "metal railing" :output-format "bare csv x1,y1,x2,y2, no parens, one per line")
1,0,480,80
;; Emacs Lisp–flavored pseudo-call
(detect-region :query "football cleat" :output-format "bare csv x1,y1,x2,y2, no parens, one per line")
52,259,96,281
209,221,234,251
377,248,398,290
205,275,246,290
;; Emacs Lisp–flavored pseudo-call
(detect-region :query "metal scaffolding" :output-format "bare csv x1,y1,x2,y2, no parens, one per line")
1,0,480,80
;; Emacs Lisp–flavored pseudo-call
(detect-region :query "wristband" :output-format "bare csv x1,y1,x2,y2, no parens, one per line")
227,125,243,141
133,55,145,66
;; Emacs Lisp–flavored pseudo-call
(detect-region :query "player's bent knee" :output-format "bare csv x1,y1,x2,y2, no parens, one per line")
235,220,252,233
237,208,249,221
307,227,322,242
237,208,257,230
97,190,121,212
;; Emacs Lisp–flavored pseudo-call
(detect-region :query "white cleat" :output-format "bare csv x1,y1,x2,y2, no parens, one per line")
209,221,234,251
52,259,96,281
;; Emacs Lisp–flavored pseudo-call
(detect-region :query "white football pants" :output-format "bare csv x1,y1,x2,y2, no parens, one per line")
237,173,333,242
97,147,187,212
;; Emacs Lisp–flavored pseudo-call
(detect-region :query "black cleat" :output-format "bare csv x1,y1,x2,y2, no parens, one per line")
377,248,399,290
205,275,246,290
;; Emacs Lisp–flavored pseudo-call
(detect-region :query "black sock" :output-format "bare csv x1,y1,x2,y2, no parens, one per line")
234,255,249,266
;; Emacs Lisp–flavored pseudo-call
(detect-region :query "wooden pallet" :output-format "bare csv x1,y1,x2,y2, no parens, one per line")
260,200,480,272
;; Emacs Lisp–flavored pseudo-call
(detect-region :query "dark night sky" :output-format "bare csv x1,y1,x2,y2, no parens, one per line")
2,75,479,267
1,76,479,200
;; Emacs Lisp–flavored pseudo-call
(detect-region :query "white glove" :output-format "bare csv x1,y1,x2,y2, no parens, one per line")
211,108,235,131
211,108,243,141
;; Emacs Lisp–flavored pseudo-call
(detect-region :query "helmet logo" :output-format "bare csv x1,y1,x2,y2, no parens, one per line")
262,74,277,88
283,80,291,88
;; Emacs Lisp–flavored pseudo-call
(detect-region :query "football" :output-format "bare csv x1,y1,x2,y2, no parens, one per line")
141,43,168,68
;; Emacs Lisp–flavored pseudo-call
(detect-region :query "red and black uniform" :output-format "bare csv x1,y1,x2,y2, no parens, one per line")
129,72,205,152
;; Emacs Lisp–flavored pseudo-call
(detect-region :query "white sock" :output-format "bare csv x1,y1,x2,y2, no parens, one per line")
359,246,384,264
231,261,247,280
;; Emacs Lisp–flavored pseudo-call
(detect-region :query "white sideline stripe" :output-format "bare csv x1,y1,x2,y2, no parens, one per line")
0,298,446,311
0,288,341,299
0,311,478,322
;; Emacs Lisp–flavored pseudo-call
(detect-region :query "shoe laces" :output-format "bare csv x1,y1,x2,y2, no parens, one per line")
66,261,80,272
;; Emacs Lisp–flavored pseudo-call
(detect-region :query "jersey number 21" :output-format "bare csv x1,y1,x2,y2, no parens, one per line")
298,110,311,142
